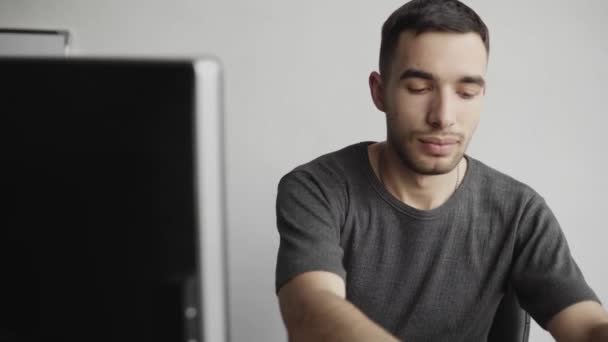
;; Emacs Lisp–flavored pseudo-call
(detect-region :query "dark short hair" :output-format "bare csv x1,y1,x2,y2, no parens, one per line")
379,0,490,79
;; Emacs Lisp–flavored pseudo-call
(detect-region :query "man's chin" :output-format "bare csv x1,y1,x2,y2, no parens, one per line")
407,153,463,175
389,140,465,175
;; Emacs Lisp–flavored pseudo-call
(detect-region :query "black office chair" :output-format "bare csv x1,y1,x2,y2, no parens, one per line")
487,285,530,342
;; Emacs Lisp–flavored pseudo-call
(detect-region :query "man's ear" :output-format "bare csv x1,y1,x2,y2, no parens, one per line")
369,71,386,112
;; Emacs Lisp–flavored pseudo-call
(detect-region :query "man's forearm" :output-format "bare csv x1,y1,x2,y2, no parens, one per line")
286,290,399,342
588,322,608,342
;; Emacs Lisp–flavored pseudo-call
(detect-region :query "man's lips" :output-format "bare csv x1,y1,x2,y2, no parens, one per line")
418,136,459,145
418,136,460,156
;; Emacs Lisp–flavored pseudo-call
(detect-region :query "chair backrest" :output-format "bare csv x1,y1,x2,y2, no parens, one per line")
487,286,530,342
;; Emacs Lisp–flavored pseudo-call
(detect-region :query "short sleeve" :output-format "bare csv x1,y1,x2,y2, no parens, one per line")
275,170,347,293
510,194,599,328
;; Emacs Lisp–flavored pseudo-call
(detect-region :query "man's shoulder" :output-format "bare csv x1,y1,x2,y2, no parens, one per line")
468,156,540,204
283,141,370,183
276,142,370,214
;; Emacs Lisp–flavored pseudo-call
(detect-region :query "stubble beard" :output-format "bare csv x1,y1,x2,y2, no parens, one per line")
388,135,466,176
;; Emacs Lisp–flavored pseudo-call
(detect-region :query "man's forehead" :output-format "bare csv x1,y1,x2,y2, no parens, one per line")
392,30,488,79
396,30,487,54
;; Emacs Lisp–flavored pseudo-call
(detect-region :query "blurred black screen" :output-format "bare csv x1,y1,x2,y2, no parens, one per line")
0,59,199,341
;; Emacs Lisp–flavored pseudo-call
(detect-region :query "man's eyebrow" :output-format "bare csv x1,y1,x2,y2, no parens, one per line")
398,68,486,88
399,68,435,81
459,76,486,88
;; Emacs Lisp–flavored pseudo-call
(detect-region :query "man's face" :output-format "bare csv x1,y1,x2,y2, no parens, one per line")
374,31,488,175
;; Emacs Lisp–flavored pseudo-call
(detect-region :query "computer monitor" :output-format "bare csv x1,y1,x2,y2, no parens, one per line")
0,57,227,342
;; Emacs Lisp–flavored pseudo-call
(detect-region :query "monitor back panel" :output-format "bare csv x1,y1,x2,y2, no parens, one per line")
0,59,201,342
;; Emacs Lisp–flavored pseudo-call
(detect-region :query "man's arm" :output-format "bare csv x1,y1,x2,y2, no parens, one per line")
547,301,608,342
277,271,399,342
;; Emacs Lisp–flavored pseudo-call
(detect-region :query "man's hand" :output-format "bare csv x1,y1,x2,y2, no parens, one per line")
547,301,608,342
277,271,399,342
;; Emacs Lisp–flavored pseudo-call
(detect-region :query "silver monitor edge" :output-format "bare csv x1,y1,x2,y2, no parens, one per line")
194,59,228,342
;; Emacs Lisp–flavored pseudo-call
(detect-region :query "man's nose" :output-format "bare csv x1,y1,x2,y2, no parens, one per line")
426,89,455,130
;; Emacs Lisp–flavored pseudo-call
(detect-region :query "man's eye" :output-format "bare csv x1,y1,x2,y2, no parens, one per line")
458,85,481,99
408,87,430,94
459,92,477,99
460,92,474,99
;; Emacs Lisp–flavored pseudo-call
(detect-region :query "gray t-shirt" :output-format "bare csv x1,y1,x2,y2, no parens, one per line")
275,141,598,341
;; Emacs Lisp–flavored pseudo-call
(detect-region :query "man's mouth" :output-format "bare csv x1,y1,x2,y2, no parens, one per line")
418,136,459,156
418,136,459,145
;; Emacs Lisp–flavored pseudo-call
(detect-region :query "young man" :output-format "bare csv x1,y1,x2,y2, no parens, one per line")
275,0,608,341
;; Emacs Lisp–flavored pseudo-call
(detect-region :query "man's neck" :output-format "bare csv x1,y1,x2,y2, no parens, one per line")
369,141,466,211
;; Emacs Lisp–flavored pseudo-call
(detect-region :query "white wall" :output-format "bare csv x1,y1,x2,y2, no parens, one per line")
1,1,606,341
